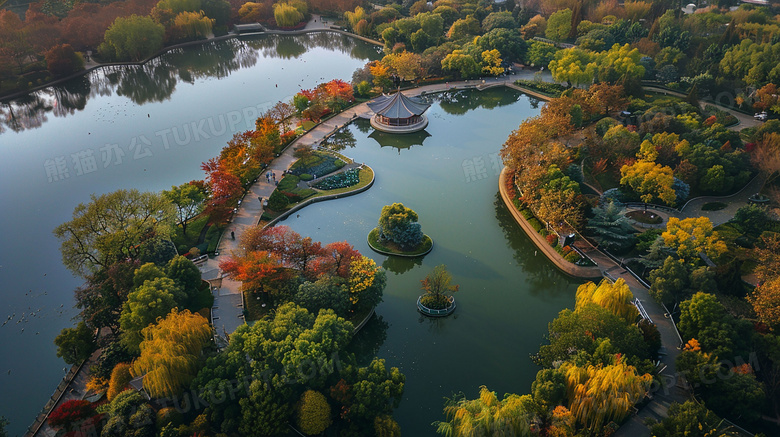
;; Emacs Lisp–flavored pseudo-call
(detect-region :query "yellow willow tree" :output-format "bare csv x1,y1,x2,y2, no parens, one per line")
132,309,211,398
575,278,639,323
344,6,367,32
434,386,534,436
172,11,214,39
561,357,651,431
273,2,303,27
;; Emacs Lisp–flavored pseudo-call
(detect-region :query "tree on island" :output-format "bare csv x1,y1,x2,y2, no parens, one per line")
420,264,458,310
378,203,423,250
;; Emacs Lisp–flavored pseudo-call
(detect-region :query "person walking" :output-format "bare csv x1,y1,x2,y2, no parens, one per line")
231,231,235,240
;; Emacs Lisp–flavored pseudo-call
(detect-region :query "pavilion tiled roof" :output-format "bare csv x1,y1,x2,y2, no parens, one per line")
367,91,431,119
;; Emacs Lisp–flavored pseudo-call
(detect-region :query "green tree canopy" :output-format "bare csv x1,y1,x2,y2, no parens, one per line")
549,47,597,87
546,8,572,42
482,11,516,32
294,277,351,317
54,189,175,277
586,200,636,253
99,15,165,61
377,202,424,249
649,256,691,307
119,277,179,353
474,28,527,62
527,41,558,67
296,390,331,435
441,50,480,79
447,15,480,40
101,390,155,437
54,321,96,365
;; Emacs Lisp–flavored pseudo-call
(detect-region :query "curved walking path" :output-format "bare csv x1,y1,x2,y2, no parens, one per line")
499,168,689,435
642,85,760,131
204,76,528,336
500,168,770,435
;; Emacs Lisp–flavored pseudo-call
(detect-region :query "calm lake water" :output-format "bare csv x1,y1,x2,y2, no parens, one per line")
0,32,381,436
286,88,583,433
1,31,584,435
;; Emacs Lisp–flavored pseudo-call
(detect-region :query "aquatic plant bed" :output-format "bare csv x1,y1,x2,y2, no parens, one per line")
313,168,361,190
367,228,433,257
289,151,345,177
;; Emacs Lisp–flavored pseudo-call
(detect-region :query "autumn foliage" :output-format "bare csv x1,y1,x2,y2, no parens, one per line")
222,225,369,295
575,279,639,323
562,356,651,431
295,79,355,121
132,309,212,398
107,362,133,401
48,400,96,431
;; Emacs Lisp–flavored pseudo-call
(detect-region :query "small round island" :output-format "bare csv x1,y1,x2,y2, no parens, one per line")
367,202,433,257
367,91,431,134
416,264,458,317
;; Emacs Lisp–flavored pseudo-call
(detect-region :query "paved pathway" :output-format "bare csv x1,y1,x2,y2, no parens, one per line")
25,337,106,437
642,85,761,131
579,245,689,436
202,76,534,334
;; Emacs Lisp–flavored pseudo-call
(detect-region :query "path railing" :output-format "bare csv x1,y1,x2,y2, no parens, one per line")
417,296,456,317
633,298,653,324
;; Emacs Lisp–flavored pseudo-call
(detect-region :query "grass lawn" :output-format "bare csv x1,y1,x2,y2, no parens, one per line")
367,228,433,256
277,174,317,199
626,210,663,225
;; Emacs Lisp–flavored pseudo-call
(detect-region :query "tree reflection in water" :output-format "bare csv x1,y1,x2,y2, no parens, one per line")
381,256,423,275
436,87,522,116
323,127,356,151
347,313,390,366
492,191,581,298
0,31,377,133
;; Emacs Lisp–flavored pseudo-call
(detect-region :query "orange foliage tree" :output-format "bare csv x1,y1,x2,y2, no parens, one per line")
200,157,244,222
748,277,780,328
106,362,132,401
219,250,288,294
313,241,361,278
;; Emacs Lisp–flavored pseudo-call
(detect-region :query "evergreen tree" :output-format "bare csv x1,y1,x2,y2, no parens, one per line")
586,200,636,254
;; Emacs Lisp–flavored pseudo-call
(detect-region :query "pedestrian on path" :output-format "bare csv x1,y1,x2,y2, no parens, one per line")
231,231,235,240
